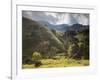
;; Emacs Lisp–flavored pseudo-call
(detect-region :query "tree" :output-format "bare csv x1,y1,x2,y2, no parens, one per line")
67,43,82,60
76,30,89,59
32,52,42,60
78,41,89,59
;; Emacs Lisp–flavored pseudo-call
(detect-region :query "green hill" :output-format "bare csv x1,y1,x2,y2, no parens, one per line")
22,17,65,59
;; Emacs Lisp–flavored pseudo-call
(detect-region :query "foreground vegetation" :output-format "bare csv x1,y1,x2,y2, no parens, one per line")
22,58,89,69
22,51,89,69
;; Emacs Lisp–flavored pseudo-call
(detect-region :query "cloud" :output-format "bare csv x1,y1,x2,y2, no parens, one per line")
22,11,89,25
70,13,89,25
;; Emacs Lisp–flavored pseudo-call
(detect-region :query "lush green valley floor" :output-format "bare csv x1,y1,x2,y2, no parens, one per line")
22,59,89,69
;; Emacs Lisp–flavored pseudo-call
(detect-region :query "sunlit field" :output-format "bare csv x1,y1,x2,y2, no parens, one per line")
22,58,89,69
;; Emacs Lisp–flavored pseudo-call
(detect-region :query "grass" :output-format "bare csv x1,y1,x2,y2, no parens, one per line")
22,58,89,69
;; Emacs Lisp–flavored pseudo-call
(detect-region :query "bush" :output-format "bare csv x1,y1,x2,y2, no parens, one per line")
24,58,33,64
34,60,42,67
22,56,33,64
32,52,42,60
67,43,81,59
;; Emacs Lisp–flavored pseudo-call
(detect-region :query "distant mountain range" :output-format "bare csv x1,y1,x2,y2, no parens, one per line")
38,20,69,32
38,20,89,32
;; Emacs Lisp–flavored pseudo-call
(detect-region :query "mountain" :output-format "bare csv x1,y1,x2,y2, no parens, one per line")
38,20,89,33
68,24,89,32
38,20,69,32
22,17,65,58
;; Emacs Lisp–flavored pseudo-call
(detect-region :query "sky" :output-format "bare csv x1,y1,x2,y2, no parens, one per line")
22,11,89,25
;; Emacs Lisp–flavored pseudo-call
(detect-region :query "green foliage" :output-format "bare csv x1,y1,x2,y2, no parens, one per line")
67,43,80,59
76,31,89,59
22,58,89,69
67,44,74,55
32,52,42,60
64,29,89,60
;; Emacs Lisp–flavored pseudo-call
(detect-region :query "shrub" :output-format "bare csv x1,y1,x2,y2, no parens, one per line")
32,52,42,60
34,60,42,67
67,43,81,59
22,56,33,64
24,58,32,64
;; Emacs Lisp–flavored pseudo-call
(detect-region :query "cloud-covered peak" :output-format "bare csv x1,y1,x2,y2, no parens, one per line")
22,11,89,25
